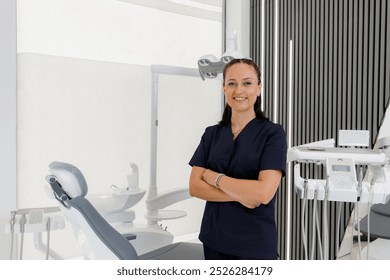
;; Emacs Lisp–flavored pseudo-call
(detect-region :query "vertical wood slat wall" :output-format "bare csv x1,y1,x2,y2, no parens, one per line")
250,0,390,259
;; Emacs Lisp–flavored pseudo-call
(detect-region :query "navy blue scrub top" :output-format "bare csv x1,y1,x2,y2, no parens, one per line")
189,118,287,259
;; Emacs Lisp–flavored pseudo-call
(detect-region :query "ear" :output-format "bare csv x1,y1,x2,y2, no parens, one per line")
257,83,262,97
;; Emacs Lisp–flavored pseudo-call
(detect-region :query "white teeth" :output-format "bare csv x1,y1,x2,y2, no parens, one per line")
234,97,246,101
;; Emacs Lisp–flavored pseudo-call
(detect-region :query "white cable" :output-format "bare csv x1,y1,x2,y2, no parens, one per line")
366,179,375,260
355,202,362,259
315,191,323,260
335,202,341,259
355,166,364,260
9,211,16,260
10,230,14,260
310,190,317,260
323,183,329,260
19,235,24,260
19,213,26,260
367,200,371,260
349,206,355,260
46,217,51,260
301,198,308,259
301,180,308,260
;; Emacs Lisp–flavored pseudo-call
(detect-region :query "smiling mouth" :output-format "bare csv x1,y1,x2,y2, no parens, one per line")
233,97,247,101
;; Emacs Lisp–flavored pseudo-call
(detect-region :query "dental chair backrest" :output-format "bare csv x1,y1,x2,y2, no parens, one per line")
46,161,138,260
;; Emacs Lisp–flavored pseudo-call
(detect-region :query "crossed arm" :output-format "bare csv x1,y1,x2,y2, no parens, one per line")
189,166,283,209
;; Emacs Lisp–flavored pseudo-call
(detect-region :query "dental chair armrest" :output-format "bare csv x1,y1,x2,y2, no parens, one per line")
123,233,137,241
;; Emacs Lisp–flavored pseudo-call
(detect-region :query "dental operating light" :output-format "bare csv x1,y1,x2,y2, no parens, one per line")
198,31,249,80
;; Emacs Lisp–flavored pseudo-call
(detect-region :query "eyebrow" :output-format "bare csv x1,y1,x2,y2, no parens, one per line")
226,77,255,81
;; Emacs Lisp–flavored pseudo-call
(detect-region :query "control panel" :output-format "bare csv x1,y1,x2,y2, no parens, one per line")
326,158,357,190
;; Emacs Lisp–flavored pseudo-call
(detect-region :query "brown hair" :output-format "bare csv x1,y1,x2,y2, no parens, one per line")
223,58,261,85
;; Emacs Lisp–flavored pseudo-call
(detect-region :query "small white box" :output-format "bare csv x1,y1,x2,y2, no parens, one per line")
338,130,370,147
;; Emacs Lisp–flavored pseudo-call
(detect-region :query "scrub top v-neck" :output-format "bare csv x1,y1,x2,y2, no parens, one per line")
189,118,287,259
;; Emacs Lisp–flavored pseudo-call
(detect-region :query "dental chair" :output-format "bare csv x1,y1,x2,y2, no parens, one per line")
46,161,204,260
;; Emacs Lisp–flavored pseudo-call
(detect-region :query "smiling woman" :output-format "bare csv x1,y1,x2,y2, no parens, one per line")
189,58,287,260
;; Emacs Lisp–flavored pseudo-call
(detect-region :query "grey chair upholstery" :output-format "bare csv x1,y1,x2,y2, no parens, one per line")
46,161,204,260
359,200,390,240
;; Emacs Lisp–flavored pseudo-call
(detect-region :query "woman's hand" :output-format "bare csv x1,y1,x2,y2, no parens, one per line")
202,169,219,187
189,166,232,202
201,169,258,209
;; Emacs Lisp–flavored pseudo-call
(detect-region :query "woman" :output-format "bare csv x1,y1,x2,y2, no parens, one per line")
189,58,287,260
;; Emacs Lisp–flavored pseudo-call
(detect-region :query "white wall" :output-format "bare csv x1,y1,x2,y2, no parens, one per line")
13,0,223,259
17,0,222,68
0,0,17,260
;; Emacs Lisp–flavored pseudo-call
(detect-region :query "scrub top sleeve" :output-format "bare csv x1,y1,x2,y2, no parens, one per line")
259,125,287,176
188,128,210,168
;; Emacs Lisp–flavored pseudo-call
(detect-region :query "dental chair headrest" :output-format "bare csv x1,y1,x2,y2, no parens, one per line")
48,161,88,198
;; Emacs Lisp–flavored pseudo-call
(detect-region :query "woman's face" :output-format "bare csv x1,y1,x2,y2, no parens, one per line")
223,63,261,116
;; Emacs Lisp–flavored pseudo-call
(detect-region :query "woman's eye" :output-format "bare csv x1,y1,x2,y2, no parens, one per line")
244,81,252,86
227,82,236,87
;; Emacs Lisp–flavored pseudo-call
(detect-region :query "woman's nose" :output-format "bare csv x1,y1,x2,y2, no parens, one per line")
235,83,245,93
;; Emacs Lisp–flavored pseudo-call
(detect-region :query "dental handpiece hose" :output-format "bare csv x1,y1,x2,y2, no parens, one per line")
357,166,363,201
323,176,330,260
367,179,375,259
301,179,309,260
19,213,27,260
9,211,16,260
310,189,318,260
355,166,364,259
46,217,51,260
314,189,323,260
335,201,342,259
